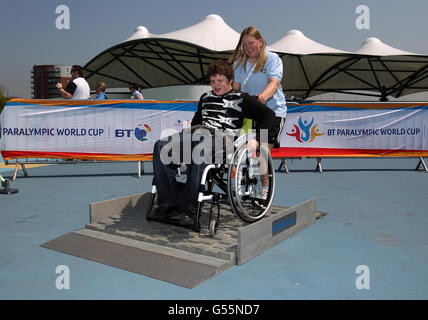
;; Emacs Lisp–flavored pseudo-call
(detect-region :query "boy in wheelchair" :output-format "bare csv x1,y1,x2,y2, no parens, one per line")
146,60,277,226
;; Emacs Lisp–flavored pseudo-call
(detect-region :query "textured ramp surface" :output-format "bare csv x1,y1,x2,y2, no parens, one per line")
41,231,221,288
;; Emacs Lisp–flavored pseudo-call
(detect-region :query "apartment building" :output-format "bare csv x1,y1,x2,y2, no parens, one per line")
31,65,72,99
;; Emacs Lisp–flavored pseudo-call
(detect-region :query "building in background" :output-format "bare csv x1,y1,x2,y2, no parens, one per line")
31,65,72,99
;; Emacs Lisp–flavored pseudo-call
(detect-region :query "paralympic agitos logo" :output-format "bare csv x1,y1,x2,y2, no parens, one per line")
286,116,324,143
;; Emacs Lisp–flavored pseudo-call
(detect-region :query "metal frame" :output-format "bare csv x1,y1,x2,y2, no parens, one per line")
276,156,428,173
279,53,428,100
84,38,428,101
416,157,428,172
84,38,231,89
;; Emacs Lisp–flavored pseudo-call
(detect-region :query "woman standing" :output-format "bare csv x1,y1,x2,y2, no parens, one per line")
229,27,287,199
229,26,286,147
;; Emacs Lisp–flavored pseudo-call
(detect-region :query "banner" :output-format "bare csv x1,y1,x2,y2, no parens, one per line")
1,99,195,161
1,99,427,161
272,102,428,157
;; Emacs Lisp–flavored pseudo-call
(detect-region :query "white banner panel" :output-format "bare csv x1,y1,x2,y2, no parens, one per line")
274,102,428,157
1,100,195,160
1,100,427,160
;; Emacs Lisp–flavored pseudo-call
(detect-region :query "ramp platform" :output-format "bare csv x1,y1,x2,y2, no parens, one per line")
41,193,326,288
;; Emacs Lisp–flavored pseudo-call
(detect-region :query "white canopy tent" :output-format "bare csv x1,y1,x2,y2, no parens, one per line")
268,29,350,99
355,37,414,56
84,15,239,92
127,14,241,52
297,37,428,100
84,14,428,100
347,38,428,99
269,31,428,100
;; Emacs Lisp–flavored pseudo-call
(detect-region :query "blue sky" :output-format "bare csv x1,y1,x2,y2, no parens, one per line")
1,0,428,98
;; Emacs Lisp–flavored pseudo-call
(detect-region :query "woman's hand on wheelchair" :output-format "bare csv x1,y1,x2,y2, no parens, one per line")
246,138,259,152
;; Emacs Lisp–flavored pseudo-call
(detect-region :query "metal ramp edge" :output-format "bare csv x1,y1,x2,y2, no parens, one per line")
41,228,234,289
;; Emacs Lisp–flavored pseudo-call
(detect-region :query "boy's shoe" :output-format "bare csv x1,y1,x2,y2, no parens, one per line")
254,188,269,208
169,207,196,225
256,188,269,200
146,205,182,221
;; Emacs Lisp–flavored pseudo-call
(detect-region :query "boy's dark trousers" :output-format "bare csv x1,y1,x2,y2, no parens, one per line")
152,128,227,214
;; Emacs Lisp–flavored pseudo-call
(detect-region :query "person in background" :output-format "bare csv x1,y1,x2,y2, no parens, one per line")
128,83,144,100
229,26,287,199
56,65,90,99
94,82,107,99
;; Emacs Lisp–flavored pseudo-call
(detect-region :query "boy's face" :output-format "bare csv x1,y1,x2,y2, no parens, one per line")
210,74,233,96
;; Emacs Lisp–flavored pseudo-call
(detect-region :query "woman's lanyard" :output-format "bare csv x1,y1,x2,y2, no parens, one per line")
242,62,256,87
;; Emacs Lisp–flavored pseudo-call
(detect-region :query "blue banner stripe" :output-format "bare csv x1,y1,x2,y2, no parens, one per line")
287,104,428,112
6,101,199,112
6,101,428,113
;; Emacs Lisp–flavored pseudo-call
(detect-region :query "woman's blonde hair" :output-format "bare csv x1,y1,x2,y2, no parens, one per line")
228,26,267,73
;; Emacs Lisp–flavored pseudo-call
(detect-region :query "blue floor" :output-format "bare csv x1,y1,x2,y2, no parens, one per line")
0,157,427,299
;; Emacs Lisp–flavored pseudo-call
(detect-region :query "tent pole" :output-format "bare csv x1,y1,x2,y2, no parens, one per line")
315,157,323,173
415,157,428,172
277,158,290,174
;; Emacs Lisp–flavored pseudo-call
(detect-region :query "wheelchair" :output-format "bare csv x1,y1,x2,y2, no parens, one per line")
147,133,275,236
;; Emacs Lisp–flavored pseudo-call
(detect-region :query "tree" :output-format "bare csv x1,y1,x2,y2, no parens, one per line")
0,91,9,114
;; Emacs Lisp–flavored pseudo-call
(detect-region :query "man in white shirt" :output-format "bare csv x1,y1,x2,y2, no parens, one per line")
56,65,90,99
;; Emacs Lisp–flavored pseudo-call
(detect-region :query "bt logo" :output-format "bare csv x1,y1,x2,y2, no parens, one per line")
115,124,152,141
134,124,151,141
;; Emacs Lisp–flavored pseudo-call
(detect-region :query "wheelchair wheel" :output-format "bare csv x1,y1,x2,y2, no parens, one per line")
227,144,275,222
